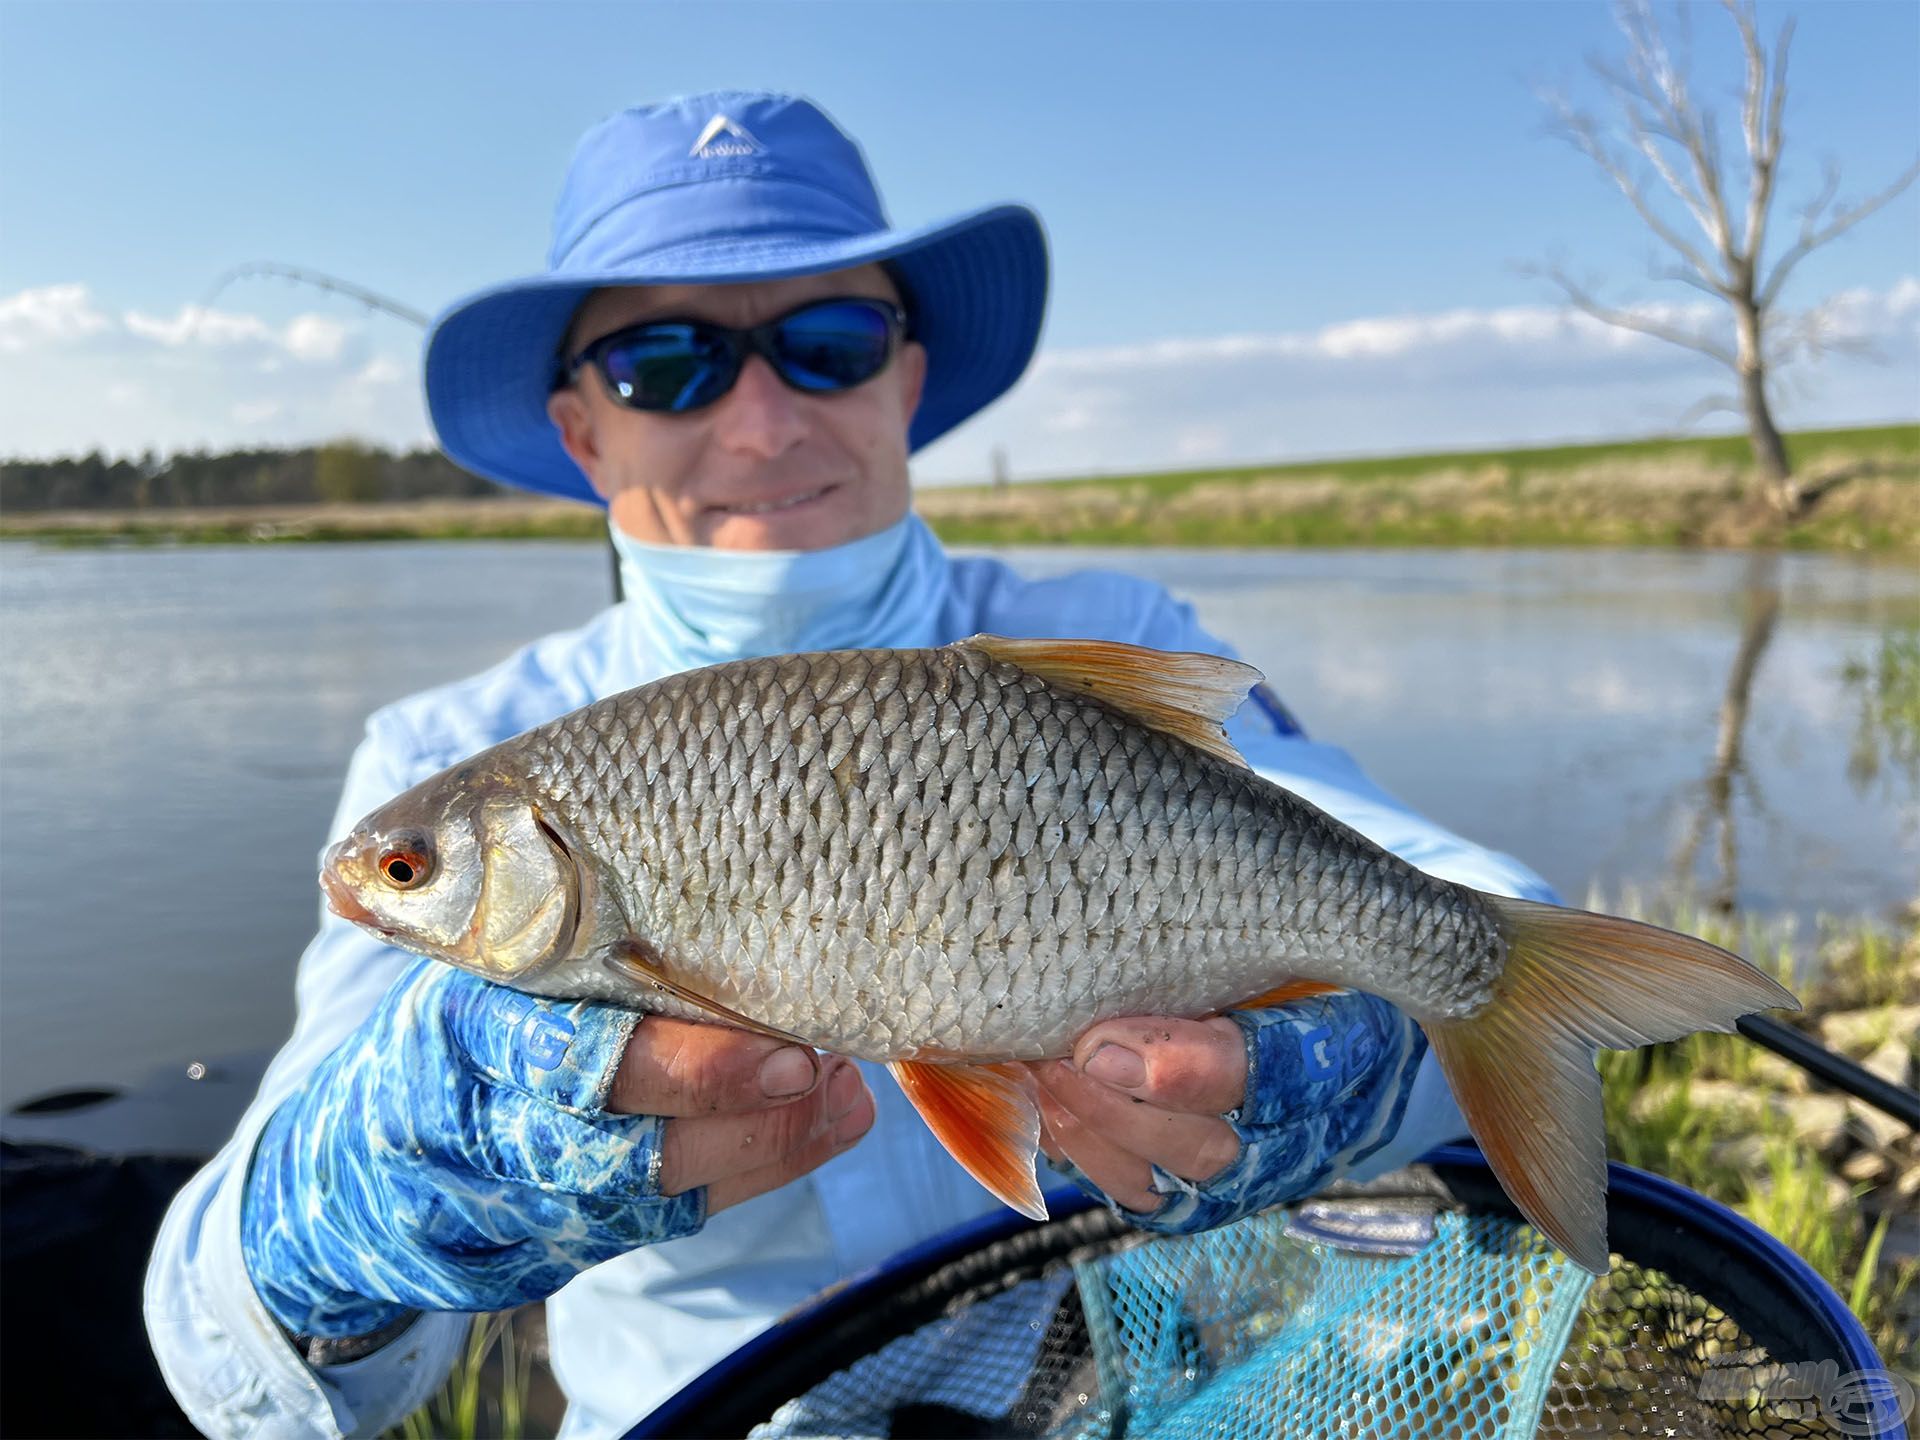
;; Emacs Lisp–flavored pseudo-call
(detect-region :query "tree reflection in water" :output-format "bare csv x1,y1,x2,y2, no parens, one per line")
1673,554,1782,916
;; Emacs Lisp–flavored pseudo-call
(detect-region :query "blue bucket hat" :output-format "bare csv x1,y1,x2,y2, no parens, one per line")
425,91,1049,504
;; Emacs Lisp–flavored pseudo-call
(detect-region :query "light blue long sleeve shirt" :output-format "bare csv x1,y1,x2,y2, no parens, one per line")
144,550,1556,1439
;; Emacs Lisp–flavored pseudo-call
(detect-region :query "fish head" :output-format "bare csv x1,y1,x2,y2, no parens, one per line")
321,767,581,985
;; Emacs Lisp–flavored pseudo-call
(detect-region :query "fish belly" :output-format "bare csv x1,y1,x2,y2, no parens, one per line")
522,646,1494,1059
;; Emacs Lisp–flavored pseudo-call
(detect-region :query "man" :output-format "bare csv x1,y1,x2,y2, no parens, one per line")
146,91,1554,1438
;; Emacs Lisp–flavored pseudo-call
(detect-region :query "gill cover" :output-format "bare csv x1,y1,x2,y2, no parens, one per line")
470,796,579,982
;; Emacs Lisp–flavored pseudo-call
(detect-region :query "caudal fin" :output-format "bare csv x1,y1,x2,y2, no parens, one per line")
1424,896,1798,1276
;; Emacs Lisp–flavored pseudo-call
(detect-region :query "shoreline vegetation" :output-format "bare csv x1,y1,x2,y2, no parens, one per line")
4,423,1915,551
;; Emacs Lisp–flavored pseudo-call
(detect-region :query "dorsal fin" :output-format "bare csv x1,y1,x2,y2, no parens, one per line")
959,635,1260,770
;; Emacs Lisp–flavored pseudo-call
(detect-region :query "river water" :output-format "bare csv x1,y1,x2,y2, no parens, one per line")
1,540,1914,1114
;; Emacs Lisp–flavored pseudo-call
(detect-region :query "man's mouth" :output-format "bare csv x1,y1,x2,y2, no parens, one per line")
711,485,835,516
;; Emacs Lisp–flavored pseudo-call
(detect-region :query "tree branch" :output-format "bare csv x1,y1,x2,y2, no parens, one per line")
1613,0,1737,257
1729,0,1792,270
1537,264,1737,365
1673,393,1746,428
1759,156,1920,309
1544,86,1727,284
1652,259,1732,300
1765,299,1881,370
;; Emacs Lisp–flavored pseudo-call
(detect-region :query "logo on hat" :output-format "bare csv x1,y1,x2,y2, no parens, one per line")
690,115,764,159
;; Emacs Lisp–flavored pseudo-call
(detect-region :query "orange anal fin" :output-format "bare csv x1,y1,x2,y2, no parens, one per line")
888,1059,1048,1222
604,940,810,1047
1236,979,1346,1011
956,635,1259,771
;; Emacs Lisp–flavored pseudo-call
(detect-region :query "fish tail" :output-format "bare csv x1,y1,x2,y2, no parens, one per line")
1423,895,1798,1276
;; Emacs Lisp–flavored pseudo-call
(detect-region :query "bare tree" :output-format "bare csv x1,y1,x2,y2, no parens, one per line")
1537,0,1919,518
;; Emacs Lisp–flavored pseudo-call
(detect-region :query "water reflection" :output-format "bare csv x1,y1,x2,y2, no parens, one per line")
0,541,1914,1112
1672,554,1782,915
1844,624,1920,797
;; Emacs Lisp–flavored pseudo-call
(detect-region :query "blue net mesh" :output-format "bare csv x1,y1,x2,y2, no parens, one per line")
1061,1209,1588,1439
745,1203,1863,1439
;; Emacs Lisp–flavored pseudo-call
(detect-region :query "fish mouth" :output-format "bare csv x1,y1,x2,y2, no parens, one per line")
320,848,391,936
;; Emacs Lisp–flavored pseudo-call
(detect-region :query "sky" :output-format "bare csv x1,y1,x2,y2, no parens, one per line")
1,0,1915,483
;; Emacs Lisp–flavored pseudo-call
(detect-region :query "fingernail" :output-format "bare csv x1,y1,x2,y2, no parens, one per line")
825,1062,863,1118
833,1101,872,1146
759,1046,819,1098
1083,1044,1146,1089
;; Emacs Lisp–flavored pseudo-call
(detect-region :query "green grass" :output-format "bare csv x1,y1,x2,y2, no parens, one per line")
1846,624,1920,793
1595,894,1918,1381
387,1310,535,1440
917,422,1919,551
947,422,1920,502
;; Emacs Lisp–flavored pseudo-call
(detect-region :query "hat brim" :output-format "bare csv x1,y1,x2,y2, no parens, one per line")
424,204,1048,504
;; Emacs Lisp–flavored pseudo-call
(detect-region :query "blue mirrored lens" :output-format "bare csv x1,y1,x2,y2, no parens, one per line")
770,302,895,392
601,326,737,412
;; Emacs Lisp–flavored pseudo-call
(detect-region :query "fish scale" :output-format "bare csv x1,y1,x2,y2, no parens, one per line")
517,644,1473,1061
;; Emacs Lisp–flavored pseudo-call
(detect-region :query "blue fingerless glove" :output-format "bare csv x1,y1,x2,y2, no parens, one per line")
1072,990,1426,1235
241,961,704,1339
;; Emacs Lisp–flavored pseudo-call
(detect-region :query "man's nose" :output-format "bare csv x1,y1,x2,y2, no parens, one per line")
710,353,807,459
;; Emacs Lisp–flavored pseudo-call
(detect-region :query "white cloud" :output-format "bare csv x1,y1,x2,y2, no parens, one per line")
285,315,349,362
0,283,428,459
2,278,1914,474
123,303,273,348
917,278,1920,483
0,284,111,352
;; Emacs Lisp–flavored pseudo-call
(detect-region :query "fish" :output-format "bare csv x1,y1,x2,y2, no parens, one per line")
320,635,1797,1274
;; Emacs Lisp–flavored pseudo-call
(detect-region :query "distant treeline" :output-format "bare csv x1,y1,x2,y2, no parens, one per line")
0,443,506,512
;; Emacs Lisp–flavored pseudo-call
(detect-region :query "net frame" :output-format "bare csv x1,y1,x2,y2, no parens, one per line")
631,1146,1897,1440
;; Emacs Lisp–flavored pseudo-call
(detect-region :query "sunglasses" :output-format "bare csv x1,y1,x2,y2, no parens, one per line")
561,296,910,414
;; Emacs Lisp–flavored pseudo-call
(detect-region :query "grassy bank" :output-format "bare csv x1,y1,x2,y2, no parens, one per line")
0,496,605,546
919,423,1920,550
5,424,1915,551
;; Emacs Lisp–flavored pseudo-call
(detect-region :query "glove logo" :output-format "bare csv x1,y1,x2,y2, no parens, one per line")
1301,1024,1336,1080
1300,1022,1378,1086
520,1011,575,1069
493,992,577,1071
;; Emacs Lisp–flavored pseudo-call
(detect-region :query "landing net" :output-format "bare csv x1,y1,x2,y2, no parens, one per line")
637,1152,1896,1440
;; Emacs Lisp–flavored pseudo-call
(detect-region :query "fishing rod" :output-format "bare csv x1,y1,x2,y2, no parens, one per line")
196,262,429,330
1738,1012,1920,1130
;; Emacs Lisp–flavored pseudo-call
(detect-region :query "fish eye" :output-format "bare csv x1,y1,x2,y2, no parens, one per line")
377,839,434,891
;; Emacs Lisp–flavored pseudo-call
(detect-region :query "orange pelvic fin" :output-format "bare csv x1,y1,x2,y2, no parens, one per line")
1236,979,1346,1010
958,635,1259,770
604,939,810,1047
1425,895,1799,1277
888,1059,1048,1221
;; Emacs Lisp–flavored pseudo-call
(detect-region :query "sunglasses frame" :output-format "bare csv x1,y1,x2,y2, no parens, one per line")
559,296,911,414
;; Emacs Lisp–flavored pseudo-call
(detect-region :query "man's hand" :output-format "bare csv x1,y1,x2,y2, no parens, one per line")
241,963,873,1341
1032,1017,1246,1214
1032,991,1427,1233
618,1015,875,1214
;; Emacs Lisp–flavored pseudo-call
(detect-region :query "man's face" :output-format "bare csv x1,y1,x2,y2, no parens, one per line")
546,265,926,552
